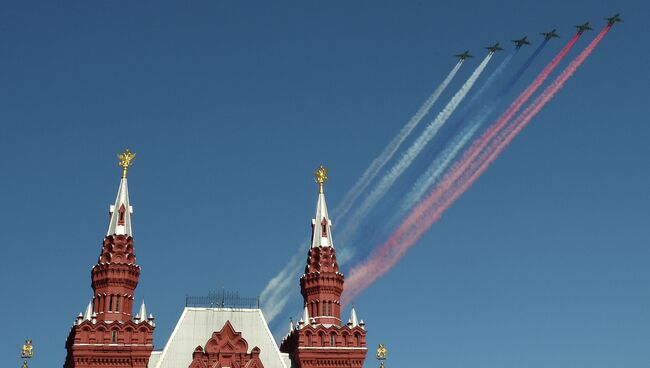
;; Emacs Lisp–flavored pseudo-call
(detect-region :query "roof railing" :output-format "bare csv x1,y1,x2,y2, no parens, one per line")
185,290,260,309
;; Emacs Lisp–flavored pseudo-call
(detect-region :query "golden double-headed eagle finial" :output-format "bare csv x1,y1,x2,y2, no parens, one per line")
314,164,329,193
117,149,136,178
21,339,34,367
376,343,387,367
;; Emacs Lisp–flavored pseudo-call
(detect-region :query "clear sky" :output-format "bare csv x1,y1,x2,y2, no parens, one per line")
1,1,648,367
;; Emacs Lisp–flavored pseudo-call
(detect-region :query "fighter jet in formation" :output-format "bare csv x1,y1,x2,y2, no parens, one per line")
455,51,473,60
485,43,504,53
541,29,559,40
575,22,593,33
512,36,531,48
605,13,623,25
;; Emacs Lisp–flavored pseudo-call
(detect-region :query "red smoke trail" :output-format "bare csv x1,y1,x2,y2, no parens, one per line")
460,25,612,196
343,26,610,304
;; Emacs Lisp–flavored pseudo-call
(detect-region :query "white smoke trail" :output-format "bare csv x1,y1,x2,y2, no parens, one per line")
260,250,304,322
337,53,494,245
333,61,464,221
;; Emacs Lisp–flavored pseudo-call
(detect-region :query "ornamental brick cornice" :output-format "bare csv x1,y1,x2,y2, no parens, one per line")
304,246,339,274
65,320,154,352
98,234,136,264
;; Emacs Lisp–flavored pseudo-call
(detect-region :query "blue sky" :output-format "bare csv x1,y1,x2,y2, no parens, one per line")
1,1,649,367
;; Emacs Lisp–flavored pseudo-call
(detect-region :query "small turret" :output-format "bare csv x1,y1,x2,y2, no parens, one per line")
138,300,147,324
83,300,93,322
350,306,359,327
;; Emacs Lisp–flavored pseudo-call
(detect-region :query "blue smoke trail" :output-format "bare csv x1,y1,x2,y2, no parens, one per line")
467,50,517,106
394,40,551,226
500,39,549,96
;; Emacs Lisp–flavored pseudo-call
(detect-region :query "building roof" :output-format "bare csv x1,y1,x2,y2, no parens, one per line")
151,307,288,368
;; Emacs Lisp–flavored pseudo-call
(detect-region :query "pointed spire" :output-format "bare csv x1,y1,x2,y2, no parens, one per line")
138,300,147,324
350,306,359,327
83,300,93,321
311,165,334,248
107,149,135,237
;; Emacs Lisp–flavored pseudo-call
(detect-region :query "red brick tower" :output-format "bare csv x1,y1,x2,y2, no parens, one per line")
64,150,155,368
280,165,368,368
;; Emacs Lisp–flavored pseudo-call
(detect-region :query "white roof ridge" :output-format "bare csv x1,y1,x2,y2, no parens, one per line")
153,307,188,368
256,309,289,368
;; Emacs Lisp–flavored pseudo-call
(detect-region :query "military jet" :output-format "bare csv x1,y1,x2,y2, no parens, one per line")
455,51,473,60
541,29,559,40
485,43,504,53
575,22,593,33
605,13,623,25
512,36,531,48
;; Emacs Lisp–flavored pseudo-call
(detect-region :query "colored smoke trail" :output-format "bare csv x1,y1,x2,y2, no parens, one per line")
397,39,551,218
343,30,607,303
404,32,581,223
333,61,464,221
457,33,580,174
337,53,494,247
260,61,466,323
462,25,612,200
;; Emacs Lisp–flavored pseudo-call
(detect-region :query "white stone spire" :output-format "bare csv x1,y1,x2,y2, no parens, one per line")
311,165,334,248
83,300,93,321
300,305,310,329
107,177,133,236
350,306,359,327
107,149,135,237
137,300,147,324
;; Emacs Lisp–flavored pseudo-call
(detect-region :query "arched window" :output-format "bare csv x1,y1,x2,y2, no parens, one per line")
330,334,336,347
109,295,114,311
118,204,126,225
342,332,350,346
321,218,328,237
111,330,118,343
115,295,121,312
